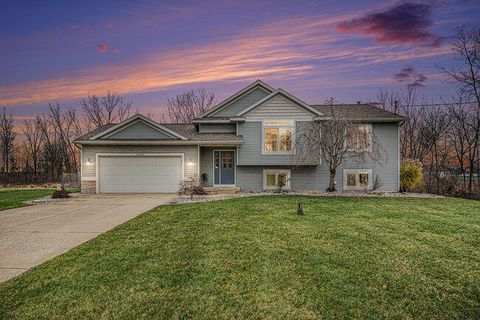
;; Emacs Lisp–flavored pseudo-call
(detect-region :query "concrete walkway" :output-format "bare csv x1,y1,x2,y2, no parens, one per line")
0,193,174,283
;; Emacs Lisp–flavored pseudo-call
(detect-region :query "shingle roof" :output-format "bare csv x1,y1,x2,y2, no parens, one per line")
74,123,243,142
311,104,406,122
74,123,116,141
161,124,243,141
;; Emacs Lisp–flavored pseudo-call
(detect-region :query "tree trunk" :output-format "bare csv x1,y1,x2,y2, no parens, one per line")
468,163,474,193
327,169,336,192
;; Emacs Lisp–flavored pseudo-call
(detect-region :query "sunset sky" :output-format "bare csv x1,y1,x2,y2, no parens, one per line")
1,0,479,120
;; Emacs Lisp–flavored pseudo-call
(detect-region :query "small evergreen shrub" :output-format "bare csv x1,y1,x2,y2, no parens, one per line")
400,159,424,192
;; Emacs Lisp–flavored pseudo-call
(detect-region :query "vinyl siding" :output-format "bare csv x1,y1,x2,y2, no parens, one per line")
235,122,400,192
210,87,270,117
198,123,236,133
237,121,309,165
243,95,315,121
106,121,174,139
81,145,198,180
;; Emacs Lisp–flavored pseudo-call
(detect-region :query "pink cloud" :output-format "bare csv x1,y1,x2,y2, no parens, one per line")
0,14,450,107
96,43,109,52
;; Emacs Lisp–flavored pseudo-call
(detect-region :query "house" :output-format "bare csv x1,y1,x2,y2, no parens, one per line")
74,80,405,194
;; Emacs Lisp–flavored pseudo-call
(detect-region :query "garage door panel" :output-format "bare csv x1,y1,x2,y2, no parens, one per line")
98,156,182,193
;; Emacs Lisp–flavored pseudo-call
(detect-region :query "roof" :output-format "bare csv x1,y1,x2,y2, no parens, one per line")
161,124,243,141
75,123,116,141
74,122,243,144
311,104,406,122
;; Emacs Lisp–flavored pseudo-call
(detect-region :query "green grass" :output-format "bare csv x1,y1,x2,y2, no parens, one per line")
1,196,479,319
0,188,78,211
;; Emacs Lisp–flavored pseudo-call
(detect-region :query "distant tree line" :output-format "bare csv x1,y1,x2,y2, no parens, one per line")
0,89,214,186
373,26,480,197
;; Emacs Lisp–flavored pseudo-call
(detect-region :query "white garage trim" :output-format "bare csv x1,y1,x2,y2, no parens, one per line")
95,153,184,193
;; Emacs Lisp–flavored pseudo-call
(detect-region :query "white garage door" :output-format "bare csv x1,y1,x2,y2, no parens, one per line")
98,155,183,193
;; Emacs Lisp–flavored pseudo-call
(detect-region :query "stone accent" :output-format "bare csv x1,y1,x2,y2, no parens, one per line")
81,180,96,194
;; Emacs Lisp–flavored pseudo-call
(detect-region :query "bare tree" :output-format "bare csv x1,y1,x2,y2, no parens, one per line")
81,92,132,129
0,108,16,172
162,88,215,123
21,116,44,175
420,107,451,193
292,104,386,191
440,25,480,192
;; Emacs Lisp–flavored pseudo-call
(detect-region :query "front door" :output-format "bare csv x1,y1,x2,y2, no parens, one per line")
214,150,235,185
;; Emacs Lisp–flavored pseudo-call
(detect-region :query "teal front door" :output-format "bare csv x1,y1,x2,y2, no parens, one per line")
214,150,235,185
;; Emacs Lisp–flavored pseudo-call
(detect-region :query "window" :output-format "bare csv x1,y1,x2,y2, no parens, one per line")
347,173,356,186
343,169,372,190
346,124,372,151
263,169,291,190
263,120,294,154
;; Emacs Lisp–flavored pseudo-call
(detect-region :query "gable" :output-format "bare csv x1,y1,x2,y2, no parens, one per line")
209,87,271,117
104,120,179,140
242,94,316,121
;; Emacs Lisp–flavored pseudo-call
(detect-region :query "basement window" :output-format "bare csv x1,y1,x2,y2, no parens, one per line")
343,169,372,190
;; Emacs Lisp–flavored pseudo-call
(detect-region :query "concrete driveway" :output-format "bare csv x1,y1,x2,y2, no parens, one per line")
0,193,175,283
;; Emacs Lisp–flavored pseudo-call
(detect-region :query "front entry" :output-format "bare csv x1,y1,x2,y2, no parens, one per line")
213,150,235,185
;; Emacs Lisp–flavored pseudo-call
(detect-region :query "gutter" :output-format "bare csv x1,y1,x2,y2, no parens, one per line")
74,140,244,146
192,117,245,124
313,117,405,123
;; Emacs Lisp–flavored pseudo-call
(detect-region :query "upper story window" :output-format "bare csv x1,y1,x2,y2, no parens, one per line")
347,124,372,151
263,120,294,154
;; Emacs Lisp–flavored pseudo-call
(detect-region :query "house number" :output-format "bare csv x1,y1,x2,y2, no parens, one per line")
137,153,144,156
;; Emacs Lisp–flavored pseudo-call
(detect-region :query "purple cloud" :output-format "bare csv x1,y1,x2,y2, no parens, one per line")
96,43,109,53
393,65,428,87
337,2,442,47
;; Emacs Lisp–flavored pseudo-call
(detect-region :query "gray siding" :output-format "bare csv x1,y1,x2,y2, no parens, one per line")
106,121,174,140
81,145,198,180
243,95,314,121
210,87,270,117
238,121,309,165
236,166,264,191
235,122,399,192
199,123,236,133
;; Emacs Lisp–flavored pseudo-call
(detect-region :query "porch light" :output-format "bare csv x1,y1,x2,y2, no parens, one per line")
187,159,194,166
86,158,93,166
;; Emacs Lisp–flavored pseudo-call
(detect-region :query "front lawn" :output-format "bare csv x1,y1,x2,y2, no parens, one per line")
0,188,78,211
1,196,479,319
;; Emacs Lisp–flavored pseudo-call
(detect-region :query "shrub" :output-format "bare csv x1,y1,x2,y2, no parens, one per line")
52,186,70,199
400,159,424,192
370,175,383,191
178,178,207,198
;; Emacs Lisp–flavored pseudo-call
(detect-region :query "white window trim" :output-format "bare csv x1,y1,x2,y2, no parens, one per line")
263,169,291,190
346,124,373,152
343,169,372,190
262,120,295,155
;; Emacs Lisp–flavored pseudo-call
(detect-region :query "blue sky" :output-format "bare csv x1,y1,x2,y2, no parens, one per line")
0,0,479,119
